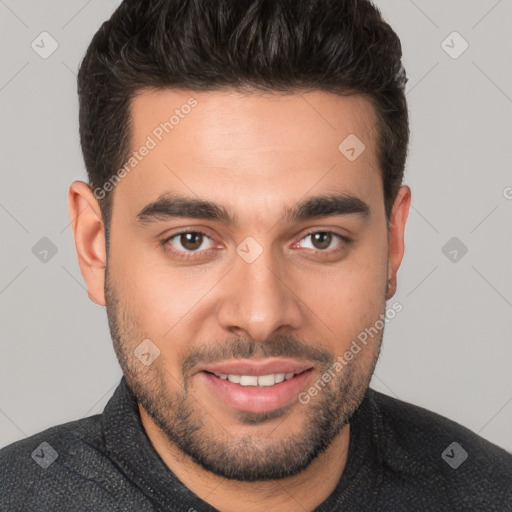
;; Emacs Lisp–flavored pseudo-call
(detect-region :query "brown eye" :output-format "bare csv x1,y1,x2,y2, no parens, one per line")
179,232,204,251
296,231,348,255
310,232,332,250
164,231,215,256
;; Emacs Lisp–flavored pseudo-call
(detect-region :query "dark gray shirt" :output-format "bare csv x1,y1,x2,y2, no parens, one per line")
1,376,511,511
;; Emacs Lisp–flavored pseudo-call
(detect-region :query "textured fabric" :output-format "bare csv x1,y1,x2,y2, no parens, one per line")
1,376,511,511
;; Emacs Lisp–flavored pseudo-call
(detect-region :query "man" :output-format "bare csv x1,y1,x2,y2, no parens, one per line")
1,0,511,510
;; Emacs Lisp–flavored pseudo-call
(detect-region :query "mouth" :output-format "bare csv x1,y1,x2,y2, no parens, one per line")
204,370,301,387
195,358,315,414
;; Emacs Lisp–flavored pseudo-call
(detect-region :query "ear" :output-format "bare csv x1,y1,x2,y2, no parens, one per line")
67,181,107,306
386,185,411,300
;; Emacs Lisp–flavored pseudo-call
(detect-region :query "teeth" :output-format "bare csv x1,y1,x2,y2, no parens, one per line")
257,374,276,387
221,372,296,387
239,375,258,386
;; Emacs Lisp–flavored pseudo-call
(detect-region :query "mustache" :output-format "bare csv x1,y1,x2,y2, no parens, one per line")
180,334,334,377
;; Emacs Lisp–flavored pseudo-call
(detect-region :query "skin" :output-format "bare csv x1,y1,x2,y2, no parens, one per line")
68,89,410,511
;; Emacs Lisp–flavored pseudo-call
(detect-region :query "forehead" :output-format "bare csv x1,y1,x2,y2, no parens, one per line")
115,88,382,221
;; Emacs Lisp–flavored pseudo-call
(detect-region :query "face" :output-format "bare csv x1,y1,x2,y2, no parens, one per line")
86,89,408,481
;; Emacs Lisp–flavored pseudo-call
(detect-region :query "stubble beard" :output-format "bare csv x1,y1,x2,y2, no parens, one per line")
105,267,384,481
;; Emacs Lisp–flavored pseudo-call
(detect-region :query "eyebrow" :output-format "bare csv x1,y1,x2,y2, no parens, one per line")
136,192,370,225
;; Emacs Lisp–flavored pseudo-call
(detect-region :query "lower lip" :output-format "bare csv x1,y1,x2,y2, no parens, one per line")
199,370,313,414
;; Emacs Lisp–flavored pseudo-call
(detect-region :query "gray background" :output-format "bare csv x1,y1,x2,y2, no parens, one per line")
1,0,511,453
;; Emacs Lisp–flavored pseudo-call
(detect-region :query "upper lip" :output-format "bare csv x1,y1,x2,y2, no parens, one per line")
196,358,315,377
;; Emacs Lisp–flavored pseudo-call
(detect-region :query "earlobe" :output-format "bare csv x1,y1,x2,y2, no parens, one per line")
67,181,107,306
386,185,411,300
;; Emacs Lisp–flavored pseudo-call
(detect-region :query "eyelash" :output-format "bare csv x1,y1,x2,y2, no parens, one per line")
161,229,351,261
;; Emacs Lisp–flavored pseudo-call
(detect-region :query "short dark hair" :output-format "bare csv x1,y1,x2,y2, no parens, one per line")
77,0,408,243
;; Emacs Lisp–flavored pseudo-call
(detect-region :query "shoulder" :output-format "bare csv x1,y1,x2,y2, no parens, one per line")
0,415,122,511
366,389,512,510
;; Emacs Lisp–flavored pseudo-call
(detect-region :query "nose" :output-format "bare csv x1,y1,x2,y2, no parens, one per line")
216,244,304,342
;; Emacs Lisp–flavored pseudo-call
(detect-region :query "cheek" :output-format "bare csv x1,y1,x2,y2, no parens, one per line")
299,238,388,345
112,254,216,358
303,270,386,340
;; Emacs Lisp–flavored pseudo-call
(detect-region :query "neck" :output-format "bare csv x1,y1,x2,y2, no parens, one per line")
139,406,351,512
